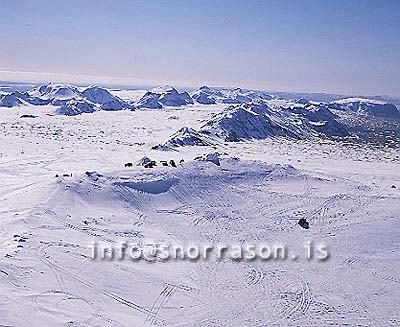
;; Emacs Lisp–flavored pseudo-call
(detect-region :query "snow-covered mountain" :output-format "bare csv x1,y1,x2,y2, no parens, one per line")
55,99,97,116
295,98,310,105
190,86,274,105
283,103,349,137
51,85,131,115
216,87,273,104
0,93,24,107
0,91,51,107
332,98,400,118
136,91,163,109
201,102,293,142
194,101,348,143
136,85,194,109
213,88,252,104
1,83,398,131
0,83,132,114
152,100,350,149
190,86,216,105
81,85,128,111
29,83,81,100
82,86,113,104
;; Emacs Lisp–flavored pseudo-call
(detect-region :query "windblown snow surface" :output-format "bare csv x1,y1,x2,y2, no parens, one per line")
0,84,400,327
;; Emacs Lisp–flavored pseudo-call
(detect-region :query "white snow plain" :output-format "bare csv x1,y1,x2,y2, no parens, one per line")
0,86,399,327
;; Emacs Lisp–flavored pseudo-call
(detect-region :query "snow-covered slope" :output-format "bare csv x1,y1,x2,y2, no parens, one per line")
82,85,115,104
1,150,399,326
97,98,127,111
153,126,217,149
136,91,163,109
0,93,24,107
190,88,216,105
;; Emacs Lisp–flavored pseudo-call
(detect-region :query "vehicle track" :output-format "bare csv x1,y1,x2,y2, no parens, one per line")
145,284,176,326
34,246,172,325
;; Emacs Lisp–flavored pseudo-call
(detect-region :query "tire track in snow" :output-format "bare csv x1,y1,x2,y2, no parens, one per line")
246,266,264,286
145,285,176,326
44,209,116,244
34,248,172,325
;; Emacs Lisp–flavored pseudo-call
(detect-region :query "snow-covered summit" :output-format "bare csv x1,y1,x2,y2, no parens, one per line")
199,85,213,93
190,86,274,105
295,98,309,105
335,97,386,105
29,83,81,100
149,85,177,94
81,85,129,111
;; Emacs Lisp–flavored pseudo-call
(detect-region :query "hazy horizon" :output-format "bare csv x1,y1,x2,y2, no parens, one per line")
1,0,399,96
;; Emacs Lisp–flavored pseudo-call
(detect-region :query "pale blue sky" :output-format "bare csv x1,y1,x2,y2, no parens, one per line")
1,0,399,95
